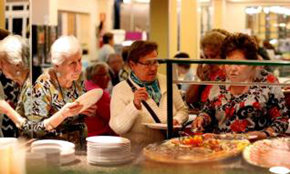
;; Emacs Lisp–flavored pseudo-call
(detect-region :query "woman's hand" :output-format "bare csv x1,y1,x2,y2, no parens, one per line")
173,119,180,126
60,102,83,118
81,104,97,117
133,87,149,110
247,131,268,140
191,116,205,132
0,100,12,115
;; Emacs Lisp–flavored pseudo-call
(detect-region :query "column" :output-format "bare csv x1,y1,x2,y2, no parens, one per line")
180,0,200,59
212,0,226,29
0,0,4,28
150,0,178,74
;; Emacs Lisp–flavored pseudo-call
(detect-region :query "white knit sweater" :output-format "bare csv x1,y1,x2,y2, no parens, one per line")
110,74,188,148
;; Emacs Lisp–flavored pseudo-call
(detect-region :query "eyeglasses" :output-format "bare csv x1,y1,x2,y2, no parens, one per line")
137,60,159,67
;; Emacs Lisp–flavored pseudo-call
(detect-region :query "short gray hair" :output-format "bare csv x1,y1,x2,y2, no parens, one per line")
50,35,82,65
0,35,30,70
85,62,109,80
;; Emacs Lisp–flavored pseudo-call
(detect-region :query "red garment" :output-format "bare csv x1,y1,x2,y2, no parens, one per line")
201,69,226,102
84,80,117,137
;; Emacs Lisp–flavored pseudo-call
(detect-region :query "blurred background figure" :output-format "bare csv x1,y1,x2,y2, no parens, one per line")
85,63,117,137
174,52,196,92
98,32,115,62
186,30,227,110
263,40,276,60
107,53,124,93
119,46,131,81
252,35,271,61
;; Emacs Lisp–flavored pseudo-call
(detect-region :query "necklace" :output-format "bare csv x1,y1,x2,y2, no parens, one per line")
53,71,78,104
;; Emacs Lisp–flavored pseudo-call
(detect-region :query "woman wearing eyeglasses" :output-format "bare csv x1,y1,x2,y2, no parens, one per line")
192,33,288,139
110,41,188,151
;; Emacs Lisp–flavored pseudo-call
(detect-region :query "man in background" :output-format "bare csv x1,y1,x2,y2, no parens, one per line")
98,32,115,62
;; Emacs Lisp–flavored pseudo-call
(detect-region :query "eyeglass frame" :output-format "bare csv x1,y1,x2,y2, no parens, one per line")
136,60,159,67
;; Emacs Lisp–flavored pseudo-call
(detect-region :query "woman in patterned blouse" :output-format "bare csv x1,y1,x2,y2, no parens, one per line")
0,35,32,131
192,33,289,139
30,35,98,148
0,35,100,148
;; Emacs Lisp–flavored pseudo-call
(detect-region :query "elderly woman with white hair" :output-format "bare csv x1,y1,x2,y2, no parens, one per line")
0,35,32,131
29,35,100,147
0,35,99,144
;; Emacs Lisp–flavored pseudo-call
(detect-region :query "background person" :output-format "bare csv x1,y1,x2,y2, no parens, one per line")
98,32,115,62
85,62,117,137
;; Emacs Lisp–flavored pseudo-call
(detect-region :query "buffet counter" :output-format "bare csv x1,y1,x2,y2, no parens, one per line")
61,150,269,174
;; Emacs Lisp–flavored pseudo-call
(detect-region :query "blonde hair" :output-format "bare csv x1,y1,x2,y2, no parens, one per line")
0,35,30,70
50,35,82,65
201,31,226,50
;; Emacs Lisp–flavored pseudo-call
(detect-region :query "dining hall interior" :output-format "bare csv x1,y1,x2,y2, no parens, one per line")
0,0,289,173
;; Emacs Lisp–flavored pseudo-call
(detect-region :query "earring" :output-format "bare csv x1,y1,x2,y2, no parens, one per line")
56,72,61,77
16,71,20,76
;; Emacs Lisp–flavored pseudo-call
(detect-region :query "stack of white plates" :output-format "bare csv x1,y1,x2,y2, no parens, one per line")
86,136,134,165
0,137,17,145
31,139,75,164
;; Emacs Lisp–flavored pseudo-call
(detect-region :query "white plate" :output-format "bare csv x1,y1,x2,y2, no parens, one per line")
87,154,134,166
86,136,130,145
0,138,17,145
75,88,103,113
31,139,75,157
142,123,183,130
31,139,75,150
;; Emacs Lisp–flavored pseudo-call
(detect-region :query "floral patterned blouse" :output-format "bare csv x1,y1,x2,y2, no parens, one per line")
29,69,86,147
16,78,32,117
200,69,289,134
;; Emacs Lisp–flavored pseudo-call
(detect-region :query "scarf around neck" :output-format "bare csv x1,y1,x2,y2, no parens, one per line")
130,72,161,106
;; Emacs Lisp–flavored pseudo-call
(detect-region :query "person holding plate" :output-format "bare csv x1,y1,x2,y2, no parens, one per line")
110,41,188,151
29,35,100,148
192,33,289,139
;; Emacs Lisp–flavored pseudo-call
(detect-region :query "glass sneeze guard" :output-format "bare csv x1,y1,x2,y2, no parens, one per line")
157,58,290,139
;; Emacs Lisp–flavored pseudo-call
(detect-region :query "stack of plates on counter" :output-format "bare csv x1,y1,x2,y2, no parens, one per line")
86,136,134,165
0,137,17,145
31,139,75,164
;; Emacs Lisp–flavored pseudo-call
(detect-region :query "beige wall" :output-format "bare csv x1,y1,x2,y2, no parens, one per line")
31,0,99,61
57,0,98,60
97,0,114,32
180,0,200,59
0,0,4,28
31,0,50,25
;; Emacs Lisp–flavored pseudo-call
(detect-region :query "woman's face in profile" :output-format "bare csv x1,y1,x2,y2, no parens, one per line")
56,51,82,81
130,50,158,82
0,58,18,83
225,50,255,83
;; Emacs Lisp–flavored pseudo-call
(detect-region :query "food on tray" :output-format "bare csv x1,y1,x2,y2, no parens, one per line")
143,135,250,164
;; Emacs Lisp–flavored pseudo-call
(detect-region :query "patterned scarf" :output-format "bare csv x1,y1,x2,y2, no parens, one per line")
130,72,161,106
